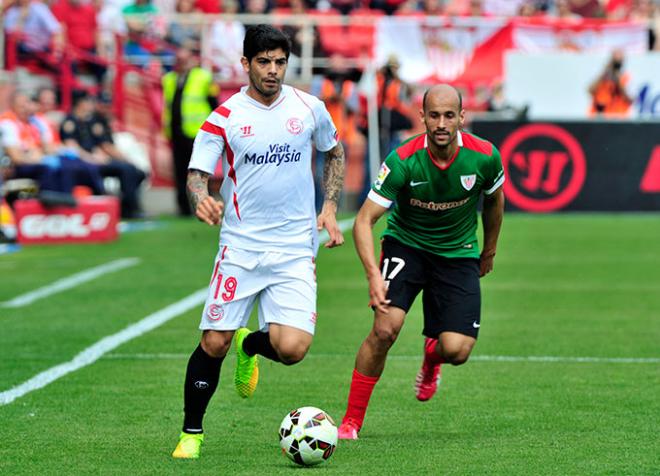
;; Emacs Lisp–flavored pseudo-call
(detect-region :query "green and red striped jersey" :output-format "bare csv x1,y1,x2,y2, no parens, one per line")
369,131,504,258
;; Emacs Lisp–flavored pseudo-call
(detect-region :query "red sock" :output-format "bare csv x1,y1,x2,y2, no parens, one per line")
424,338,445,366
342,369,379,429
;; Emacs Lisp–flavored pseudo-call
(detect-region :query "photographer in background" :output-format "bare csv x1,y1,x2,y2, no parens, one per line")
376,55,413,160
589,49,633,118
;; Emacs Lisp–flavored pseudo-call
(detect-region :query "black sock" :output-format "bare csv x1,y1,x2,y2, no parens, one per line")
242,331,281,362
182,344,224,433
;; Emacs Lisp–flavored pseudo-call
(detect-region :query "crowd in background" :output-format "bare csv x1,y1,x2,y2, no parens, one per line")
3,0,659,78
0,87,147,219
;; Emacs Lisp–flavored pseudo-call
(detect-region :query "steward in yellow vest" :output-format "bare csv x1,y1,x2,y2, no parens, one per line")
162,67,218,140
162,46,219,215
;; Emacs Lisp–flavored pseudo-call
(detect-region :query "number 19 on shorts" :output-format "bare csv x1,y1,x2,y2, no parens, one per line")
213,274,238,302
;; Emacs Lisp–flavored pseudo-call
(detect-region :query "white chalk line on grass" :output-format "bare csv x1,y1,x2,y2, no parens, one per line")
0,289,208,406
104,352,660,365
1,257,141,308
0,218,355,406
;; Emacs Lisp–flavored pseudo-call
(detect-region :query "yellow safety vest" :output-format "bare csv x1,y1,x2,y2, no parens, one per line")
162,67,216,139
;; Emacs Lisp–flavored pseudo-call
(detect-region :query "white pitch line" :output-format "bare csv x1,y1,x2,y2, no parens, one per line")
0,219,355,405
2,257,141,308
0,289,208,406
104,352,660,365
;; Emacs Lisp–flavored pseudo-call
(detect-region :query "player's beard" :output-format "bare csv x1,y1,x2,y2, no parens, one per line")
428,128,455,150
250,71,282,99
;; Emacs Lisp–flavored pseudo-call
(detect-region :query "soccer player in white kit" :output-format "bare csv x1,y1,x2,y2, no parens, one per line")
172,25,346,459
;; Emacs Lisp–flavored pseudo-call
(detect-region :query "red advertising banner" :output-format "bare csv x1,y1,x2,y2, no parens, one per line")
14,196,120,244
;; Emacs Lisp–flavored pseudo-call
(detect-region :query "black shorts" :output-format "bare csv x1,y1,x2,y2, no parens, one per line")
380,236,481,339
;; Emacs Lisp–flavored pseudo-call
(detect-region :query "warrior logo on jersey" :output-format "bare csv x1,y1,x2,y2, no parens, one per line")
286,117,304,135
374,163,391,190
460,174,476,191
240,125,254,137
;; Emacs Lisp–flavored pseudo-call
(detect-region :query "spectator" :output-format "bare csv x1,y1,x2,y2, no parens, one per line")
166,0,203,50
92,97,147,218
32,87,65,143
59,91,146,218
208,0,245,81
0,91,79,195
280,0,326,75
122,0,168,68
3,0,64,71
51,0,107,92
311,53,362,209
162,46,218,216
95,0,129,60
376,55,413,159
30,87,65,157
588,50,633,117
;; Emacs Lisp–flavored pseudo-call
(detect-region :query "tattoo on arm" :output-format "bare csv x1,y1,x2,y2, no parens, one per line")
323,142,345,205
186,169,210,211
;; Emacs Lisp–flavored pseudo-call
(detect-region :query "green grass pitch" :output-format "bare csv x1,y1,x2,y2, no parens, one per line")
0,214,658,475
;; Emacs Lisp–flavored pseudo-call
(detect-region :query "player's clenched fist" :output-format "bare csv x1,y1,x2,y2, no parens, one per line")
195,197,224,226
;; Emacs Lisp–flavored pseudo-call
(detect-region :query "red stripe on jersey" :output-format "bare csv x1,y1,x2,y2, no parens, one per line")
201,121,224,136
396,134,426,160
215,105,231,118
217,127,241,221
461,131,493,156
233,192,241,220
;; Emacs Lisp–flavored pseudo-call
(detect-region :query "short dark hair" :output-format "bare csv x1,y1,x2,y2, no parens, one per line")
243,24,291,62
422,86,463,112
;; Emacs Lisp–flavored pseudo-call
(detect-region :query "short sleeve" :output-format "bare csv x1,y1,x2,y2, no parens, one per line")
188,127,226,175
483,146,505,195
0,120,20,148
367,150,407,208
312,100,338,153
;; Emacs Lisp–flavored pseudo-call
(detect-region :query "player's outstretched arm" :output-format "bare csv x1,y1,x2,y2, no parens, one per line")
187,169,224,226
480,186,504,277
317,142,346,248
353,199,391,314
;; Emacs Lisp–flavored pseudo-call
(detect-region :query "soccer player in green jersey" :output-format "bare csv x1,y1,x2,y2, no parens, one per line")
337,84,505,440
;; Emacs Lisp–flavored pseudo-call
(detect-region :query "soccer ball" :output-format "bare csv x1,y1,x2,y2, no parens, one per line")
278,406,338,466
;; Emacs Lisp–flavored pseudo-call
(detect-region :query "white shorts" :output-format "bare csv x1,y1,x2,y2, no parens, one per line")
199,246,318,335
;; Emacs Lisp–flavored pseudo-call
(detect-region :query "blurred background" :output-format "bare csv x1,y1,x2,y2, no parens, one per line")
1,0,659,243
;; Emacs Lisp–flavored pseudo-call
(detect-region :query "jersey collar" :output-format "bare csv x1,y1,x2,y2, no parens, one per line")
426,131,462,170
240,85,288,110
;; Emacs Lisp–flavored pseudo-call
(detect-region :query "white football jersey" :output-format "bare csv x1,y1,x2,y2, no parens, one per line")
188,85,338,255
